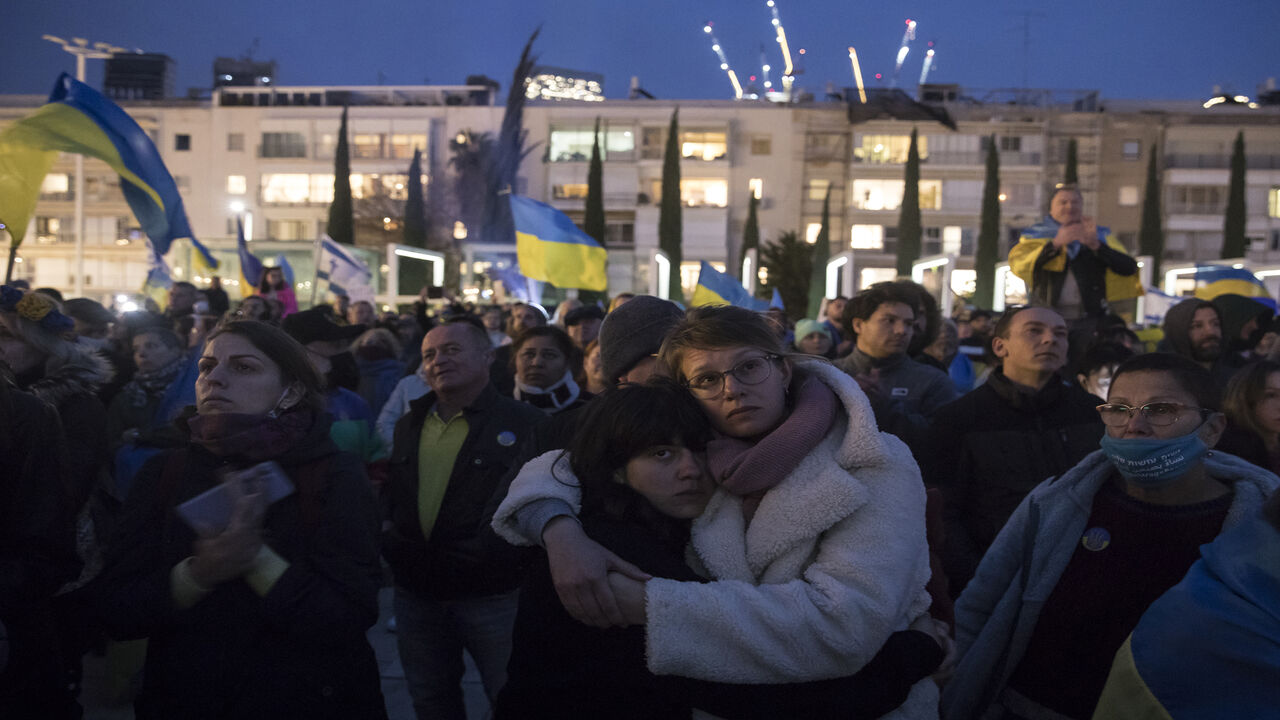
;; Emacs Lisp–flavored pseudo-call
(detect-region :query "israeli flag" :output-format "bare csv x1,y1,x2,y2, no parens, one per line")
317,234,374,303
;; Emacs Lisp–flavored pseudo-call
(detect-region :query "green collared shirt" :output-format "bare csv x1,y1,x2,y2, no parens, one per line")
417,407,469,541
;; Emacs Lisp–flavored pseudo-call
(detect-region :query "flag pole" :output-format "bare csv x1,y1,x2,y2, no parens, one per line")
309,234,323,308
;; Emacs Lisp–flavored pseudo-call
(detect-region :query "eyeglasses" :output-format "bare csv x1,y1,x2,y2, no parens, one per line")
1095,402,1208,428
684,354,780,399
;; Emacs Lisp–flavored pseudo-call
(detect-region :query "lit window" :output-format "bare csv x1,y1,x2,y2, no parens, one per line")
310,174,335,204
854,134,926,164
1269,188,1280,218
549,127,635,162
850,224,883,250
40,174,69,195
553,184,589,200
227,175,247,195
680,130,728,161
808,179,831,201
942,226,963,254
651,178,729,207
806,223,822,244
851,179,941,210
748,178,763,200
261,174,312,204
1119,186,1140,207
389,134,427,160
352,134,385,159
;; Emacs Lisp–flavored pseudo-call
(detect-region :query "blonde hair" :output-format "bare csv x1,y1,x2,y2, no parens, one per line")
658,305,786,383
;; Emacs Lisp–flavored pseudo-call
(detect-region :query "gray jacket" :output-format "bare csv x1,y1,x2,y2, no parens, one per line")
834,348,956,456
941,449,1278,720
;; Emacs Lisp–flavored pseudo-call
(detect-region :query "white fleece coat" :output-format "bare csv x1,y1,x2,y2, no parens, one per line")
493,358,937,718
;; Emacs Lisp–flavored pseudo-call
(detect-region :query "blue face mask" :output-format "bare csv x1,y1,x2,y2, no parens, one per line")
1099,427,1209,488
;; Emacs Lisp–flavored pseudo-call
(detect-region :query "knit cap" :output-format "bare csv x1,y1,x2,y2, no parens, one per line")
598,295,684,383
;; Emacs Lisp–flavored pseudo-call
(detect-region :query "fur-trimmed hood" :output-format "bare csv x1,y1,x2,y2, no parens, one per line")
24,346,114,410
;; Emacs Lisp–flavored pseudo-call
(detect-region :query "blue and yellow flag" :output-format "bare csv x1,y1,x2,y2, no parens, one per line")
692,261,769,311
511,195,607,292
141,238,173,309
1192,264,1275,308
0,73,216,269
236,218,264,298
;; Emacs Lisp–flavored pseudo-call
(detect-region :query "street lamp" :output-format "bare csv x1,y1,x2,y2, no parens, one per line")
42,34,127,297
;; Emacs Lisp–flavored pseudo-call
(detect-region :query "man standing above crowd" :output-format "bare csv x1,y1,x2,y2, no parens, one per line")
1009,184,1141,329
835,284,956,453
924,306,1105,595
384,317,544,720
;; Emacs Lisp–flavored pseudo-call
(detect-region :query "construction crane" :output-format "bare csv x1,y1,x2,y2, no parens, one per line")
765,0,797,97
918,42,937,86
703,22,743,100
848,46,868,104
891,19,917,88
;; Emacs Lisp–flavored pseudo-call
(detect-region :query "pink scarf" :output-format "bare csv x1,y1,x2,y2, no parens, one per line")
705,374,838,524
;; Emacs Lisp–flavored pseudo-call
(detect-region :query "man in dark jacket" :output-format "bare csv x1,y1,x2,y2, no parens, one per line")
1161,298,1244,394
835,283,956,457
924,306,1105,596
384,317,545,720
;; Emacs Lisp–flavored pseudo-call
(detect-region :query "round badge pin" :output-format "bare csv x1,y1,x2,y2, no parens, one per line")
1081,527,1111,552
497,431,517,447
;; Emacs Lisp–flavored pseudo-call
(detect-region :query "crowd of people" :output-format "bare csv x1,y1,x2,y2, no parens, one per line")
3,188,1280,719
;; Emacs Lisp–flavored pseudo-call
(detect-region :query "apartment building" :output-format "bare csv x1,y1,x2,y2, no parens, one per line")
3,83,1278,305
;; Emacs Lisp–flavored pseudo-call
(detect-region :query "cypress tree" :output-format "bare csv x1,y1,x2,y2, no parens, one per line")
327,105,354,245
659,108,683,302
807,187,832,318
896,128,922,277
1064,138,1079,185
1138,143,1165,277
759,231,812,321
974,135,1001,309
403,148,427,247
581,117,607,302
1222,131,1248,258
399,147,429,294
739,192,760,283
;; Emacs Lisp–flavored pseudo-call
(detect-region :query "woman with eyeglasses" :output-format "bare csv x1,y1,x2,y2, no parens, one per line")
496,305,942,717
942,352,1278,720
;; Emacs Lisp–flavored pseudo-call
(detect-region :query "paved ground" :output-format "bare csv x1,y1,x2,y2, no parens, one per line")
82,586,490,719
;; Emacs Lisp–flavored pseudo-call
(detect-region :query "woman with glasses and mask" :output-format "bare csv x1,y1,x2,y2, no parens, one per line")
496,305,942,717
943,352,1278,720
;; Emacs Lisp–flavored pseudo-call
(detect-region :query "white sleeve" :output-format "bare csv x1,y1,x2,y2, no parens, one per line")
491,450,583,546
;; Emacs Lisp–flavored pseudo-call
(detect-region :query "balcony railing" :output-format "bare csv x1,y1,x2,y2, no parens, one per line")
1164,154,1280,170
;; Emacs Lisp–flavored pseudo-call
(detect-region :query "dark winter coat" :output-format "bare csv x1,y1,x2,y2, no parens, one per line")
383,384,545,601
0,380,78,716
91,414,386,720
923,370,1105,595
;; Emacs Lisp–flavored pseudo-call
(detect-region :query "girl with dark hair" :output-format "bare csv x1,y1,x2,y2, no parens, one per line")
255,266,298,318
93,321,386,719
496,305,943,717
510,325,588,414
496,381,942,719
1218,359,1280,474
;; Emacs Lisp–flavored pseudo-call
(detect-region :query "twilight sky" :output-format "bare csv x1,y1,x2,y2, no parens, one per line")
3,0,1278,102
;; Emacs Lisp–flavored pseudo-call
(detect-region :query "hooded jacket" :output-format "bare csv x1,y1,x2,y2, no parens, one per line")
941,450,1277,720
1160,299,1244,392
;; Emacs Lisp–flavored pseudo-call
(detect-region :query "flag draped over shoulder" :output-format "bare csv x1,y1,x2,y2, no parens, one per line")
0,73,216,269
236,218,263,298
511,194,607,292
692,261,769,311
1192,264,1275,308
317,234,374,303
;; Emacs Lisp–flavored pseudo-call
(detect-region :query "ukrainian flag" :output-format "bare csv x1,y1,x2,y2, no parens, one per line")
1192,264,1275,308
0,73,216,269
236,218,264,298
511,195,607,292
692,261,769,311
